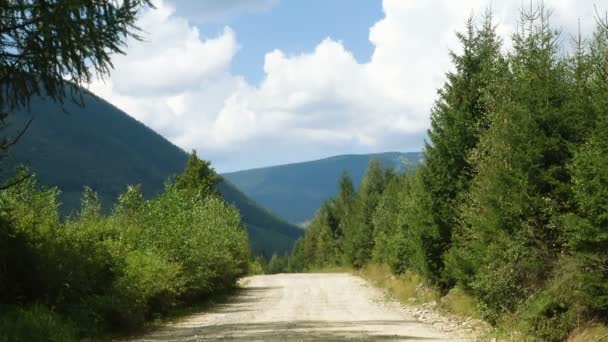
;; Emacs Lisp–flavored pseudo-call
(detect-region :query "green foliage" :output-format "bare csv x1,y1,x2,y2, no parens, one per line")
289,161,394,271
290,6,608,339
448,7,589,324
563,20,608,319
267,253,289,274
416,12,504,286
223,152,422,223
0,0,151,110
371,175,406,270
0,157,251,338
248,256,266,275
0,305,77,342
517,257,587,341
0,0,151,166
345,160,393,268
175,151,222,199
7,93,301,255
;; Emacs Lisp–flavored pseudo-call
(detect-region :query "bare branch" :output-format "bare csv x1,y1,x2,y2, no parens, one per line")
1,116,33,150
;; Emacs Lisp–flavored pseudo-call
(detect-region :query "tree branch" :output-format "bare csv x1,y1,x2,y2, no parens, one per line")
595,5,608,31
2,116,33,150
0,173,31,191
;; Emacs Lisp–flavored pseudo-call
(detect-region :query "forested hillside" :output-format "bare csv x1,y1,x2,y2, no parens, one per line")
6,93,301,254
223,152,422,224
287,7,608,340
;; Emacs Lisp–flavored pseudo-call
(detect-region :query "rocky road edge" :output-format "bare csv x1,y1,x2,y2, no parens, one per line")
366,280,492,341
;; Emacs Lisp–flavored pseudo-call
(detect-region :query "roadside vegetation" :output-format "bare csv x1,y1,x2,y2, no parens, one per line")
0,2,253,339
288,5,608,341
0,153,250,340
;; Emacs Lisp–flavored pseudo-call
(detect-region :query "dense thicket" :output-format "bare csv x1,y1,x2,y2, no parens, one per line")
0,152,250,339
290,6,608,340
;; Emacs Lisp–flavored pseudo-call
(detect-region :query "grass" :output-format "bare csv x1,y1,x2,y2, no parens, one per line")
309,265,353,273
0,305,77,342
567,323,608,342
438,287,480,319
357,264,486,320
356,264,439,305
105,285,245,342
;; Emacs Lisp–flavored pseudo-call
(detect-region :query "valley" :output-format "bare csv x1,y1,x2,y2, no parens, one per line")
223,152,423,225
1,1,607,341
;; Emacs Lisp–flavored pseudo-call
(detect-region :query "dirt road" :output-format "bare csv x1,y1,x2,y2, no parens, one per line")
132,273,468,341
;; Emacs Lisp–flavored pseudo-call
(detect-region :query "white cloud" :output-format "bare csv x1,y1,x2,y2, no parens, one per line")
97,1,238,97
89,0,604,172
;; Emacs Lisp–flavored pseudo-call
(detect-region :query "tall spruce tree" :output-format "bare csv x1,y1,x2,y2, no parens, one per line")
346,160,391,268
564,19,608,318
175,150,222,200
415,12,503,286
334,172,355,238
333,171,355,256
447,5,576,320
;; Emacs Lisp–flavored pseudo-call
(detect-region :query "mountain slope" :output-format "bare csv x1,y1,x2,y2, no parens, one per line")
223,152,423,224
6,92,301,254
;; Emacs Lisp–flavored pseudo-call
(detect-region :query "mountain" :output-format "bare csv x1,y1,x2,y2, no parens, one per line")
5,92,301,254
223,152,423,225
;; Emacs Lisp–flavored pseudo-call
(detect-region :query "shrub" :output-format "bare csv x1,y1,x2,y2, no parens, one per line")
0,305,77,342
0,160,251,338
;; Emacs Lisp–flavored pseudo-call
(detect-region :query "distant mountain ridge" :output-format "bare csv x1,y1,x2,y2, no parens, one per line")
223,152,423,224
7,91,301,254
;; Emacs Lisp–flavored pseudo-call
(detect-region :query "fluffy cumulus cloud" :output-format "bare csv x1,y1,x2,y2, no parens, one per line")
89,0,602,171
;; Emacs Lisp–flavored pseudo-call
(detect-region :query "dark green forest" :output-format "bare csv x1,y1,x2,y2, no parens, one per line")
6,93,302,254
287,7,608,341
223,152,422,224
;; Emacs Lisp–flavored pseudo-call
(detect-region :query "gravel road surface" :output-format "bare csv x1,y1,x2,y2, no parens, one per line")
131,273,469,341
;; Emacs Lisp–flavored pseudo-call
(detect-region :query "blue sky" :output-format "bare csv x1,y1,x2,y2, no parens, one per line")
89,0,602,172
193,0,383,84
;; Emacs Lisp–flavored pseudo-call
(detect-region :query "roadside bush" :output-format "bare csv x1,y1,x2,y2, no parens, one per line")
518,257,587,341
110,249,184,329
0,154,251,338
0,305,77,342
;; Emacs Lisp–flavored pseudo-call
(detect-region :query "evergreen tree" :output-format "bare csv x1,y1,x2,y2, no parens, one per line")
333,171,355,252
415,12,504,286
564,20,608,317
371,174,414,273
347,160,391,268
175,150,222,200
448,5,576,320
0,0,151,159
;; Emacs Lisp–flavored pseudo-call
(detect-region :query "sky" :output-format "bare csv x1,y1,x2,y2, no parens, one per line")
89,0,603,172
